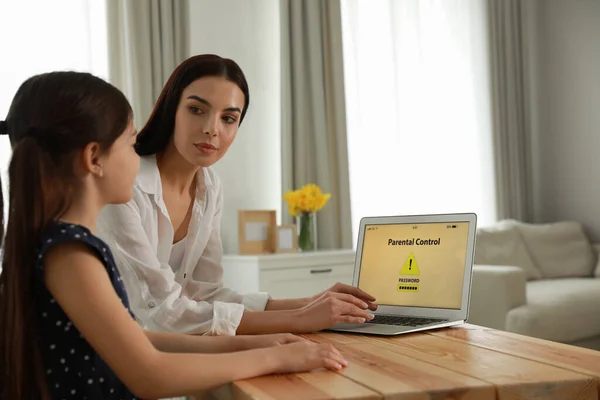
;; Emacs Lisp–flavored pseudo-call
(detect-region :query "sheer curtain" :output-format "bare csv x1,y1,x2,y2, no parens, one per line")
341,0,497,245
0,0,108,218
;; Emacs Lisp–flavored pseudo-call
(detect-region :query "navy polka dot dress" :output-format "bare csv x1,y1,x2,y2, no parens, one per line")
35,222,138,399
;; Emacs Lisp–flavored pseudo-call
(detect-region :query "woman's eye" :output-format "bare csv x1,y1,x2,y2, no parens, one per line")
223,115,237,124
189,106,202,114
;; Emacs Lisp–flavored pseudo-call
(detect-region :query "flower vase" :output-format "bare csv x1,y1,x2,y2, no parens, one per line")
296,212,317,252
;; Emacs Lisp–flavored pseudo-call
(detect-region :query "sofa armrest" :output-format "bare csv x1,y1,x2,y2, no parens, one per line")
593,244,600,277
467,265,527,330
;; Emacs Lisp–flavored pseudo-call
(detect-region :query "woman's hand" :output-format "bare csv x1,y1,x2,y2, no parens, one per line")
311,282,378,311
292,291,375,333
237,333,306,350
270,341,348,373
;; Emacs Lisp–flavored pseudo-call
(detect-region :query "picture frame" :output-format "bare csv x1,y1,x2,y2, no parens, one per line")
275,224,298,253
238,210,277,254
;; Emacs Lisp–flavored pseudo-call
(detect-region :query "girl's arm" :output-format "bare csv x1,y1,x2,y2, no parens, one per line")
45,242,346,399
144,330,305,354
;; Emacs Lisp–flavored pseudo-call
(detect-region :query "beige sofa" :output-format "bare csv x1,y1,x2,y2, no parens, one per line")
467,220,600,350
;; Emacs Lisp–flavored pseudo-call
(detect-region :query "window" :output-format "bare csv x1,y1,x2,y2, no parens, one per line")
341,0,497,245
0,0,108,214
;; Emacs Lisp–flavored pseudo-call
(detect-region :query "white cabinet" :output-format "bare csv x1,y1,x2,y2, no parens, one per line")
222,250,355,299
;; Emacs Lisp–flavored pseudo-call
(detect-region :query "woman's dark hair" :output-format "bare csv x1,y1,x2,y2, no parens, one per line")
135,54,250,156
0,71,131,399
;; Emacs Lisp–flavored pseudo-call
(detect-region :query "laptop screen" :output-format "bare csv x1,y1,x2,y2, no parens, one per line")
357,221,470,310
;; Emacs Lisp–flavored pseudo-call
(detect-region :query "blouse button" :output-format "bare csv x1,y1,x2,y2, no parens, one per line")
148,301,155,308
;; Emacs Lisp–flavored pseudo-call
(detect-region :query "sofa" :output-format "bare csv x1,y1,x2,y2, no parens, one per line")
467,219,600,350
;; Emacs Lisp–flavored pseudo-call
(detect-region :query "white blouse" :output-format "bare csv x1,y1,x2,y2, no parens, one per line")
169,239,186,275
97,155,270,336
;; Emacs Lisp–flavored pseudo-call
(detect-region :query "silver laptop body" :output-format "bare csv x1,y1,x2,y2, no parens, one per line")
328,213,477,336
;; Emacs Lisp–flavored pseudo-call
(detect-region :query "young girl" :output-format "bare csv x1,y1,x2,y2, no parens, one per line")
0,71,347,400
97,54,377,336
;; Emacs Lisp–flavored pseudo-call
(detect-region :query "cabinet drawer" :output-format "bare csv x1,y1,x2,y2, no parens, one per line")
260,264,354,299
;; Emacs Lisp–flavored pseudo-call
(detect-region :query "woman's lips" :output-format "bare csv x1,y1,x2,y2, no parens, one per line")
195,143,218,154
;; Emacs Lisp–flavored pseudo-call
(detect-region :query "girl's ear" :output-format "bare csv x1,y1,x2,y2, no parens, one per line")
81,142,104,177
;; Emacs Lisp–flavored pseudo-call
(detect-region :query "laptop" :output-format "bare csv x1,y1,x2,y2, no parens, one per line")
328,213,477,336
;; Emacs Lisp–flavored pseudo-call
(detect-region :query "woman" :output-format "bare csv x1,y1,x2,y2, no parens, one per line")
97,54,377,336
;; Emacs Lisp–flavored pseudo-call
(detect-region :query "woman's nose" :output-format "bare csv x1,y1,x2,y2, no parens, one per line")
203,116,219,136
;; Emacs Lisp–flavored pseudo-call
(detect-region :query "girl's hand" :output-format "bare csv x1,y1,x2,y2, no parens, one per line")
270,341,348,373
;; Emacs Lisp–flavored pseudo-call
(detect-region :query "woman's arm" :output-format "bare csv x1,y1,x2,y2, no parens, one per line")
264,284,378,311
45,243,346,399
98,195,248,335
184,178,271,315
188,177,375,333
236,292,374,335
100,184,374,337
264,298,311,310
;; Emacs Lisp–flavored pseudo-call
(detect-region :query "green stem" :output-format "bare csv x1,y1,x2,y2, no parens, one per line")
298,213,314,251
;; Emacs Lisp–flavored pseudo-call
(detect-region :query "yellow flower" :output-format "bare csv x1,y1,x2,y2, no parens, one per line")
283,184,331,216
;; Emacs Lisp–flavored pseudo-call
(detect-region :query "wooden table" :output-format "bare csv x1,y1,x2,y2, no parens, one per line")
208,324,600,400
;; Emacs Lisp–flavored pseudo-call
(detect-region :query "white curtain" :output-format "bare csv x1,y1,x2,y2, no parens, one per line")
0,0,108,224
488,0,535,222
341,0,497,244
280,0,353,249
107,0,188,130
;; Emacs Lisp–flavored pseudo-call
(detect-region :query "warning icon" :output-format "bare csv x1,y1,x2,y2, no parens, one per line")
400,252,420,275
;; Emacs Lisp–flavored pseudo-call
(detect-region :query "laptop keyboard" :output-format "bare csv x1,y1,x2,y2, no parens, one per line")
366,315,447,327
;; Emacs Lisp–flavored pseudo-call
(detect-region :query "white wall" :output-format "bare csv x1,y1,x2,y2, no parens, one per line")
188,0,282,253
530,0,600,241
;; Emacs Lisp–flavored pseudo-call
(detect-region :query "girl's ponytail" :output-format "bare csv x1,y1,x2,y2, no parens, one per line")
0,133,68,399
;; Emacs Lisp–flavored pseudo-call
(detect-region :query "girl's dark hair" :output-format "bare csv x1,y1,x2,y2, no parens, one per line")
0,71,131,399
135,54,250,156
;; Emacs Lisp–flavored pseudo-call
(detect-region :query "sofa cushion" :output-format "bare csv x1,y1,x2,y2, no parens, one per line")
516,221,595,279
506,278,600,343
475,220,542,280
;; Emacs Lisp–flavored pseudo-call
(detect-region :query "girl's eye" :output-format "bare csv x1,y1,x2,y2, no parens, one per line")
189,106,202,114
